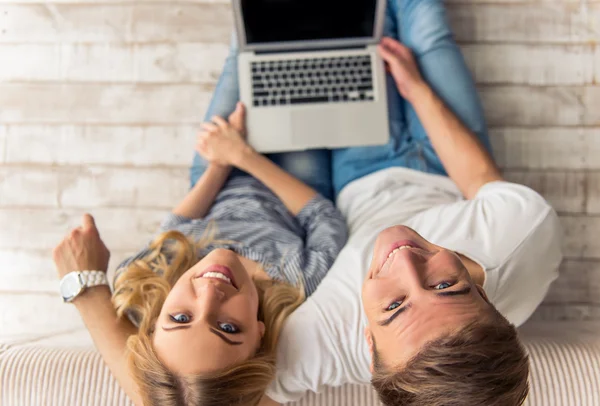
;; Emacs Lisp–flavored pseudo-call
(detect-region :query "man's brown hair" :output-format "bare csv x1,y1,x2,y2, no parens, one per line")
371,310,530,406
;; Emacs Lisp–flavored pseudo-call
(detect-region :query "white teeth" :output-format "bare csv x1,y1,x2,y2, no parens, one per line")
387,246,413,259
202,272,232,284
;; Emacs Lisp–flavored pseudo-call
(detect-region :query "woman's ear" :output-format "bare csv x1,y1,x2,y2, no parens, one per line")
258,321,266,338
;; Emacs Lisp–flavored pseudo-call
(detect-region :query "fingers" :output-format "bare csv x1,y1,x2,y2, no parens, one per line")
377,43,396,65
197,132,208,145
201,122,219,133
70,227,81,238
380,37,413,59
228,102,247,133
236,102,246,116
380,37,406,53
195,133,209,155
82,213,96,232
211,115,229,130
395,44,415,64
229,102,246,121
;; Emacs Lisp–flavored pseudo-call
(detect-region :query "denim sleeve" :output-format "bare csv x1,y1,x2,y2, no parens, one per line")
294,196,349,296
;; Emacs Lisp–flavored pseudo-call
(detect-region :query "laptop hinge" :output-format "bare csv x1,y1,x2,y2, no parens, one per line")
254,44,367,55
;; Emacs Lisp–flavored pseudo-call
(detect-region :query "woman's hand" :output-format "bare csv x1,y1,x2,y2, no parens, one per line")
53,214,110,278
196,102,254,167
377,37,427,103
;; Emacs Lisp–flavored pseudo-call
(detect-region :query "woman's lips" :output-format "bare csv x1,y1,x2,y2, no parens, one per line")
198,265,238,289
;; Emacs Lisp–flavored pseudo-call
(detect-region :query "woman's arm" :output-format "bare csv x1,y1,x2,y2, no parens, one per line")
53,214,143,406
378,38,502,199
289,196,348,295
172,105,250,219
234,151,316,215
73,287,143,406
172,164,231,219
197,102,318,216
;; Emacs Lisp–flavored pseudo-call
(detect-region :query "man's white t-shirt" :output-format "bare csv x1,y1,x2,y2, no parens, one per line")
266,167,562,403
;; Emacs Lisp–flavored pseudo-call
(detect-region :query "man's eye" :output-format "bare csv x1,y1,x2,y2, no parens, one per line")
386,301,402,311
434,281,455,290
169,313,191,323
218,322,240,334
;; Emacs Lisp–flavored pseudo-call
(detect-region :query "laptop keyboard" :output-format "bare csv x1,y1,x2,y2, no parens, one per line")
251,55,375,107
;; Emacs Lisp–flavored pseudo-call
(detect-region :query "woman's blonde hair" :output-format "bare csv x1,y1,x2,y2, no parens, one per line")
112,230,305,406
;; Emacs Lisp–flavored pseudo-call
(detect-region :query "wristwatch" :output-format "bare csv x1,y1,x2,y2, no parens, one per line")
60,270,109,303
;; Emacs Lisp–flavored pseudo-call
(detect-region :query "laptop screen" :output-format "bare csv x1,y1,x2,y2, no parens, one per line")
241,0,377,45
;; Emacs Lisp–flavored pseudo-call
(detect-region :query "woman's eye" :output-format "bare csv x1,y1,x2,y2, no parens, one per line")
434,281,455,290
386,301,402,311
218,322,240,334
169,313,191,323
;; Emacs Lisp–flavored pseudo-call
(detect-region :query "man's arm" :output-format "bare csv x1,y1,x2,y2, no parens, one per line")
409,85,502,199
53,214,143,406
378,38,502,199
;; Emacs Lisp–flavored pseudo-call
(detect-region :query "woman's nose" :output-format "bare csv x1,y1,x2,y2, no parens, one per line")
194,280,227,302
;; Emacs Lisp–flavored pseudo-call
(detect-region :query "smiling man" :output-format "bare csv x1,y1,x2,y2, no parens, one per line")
363,225,536,405
262,0,562,404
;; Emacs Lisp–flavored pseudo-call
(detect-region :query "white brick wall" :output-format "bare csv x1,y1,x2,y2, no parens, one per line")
0,0,599,344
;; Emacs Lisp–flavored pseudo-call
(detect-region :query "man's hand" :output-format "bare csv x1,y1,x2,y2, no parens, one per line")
378,37,427,103
53,213,110,279
196,102,254,167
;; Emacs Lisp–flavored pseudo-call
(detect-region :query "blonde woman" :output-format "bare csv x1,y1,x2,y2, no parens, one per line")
53,100,347,406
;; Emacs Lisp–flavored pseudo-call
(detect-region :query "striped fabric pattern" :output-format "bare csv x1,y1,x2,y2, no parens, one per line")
113,176,348,297
2,329,599,406
523,337,600,406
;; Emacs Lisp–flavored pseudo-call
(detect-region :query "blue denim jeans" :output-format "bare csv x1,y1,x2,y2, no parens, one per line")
190,0,492,198
189,35,334,200
332,0,492,194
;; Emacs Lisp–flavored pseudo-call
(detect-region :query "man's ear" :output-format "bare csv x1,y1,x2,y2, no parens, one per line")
476,284,490,303
364,327,375,373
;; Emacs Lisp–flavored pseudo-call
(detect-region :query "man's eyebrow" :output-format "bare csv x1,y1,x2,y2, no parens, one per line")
436,286,472,297
162,325,192,332
379,303,412,327
209,328,243,346
378,286,473,327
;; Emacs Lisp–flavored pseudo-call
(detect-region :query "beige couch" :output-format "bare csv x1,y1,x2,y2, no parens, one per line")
1,321,599,406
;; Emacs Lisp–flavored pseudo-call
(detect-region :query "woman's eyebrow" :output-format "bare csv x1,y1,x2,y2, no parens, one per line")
210,328,243,346
162,325,192,331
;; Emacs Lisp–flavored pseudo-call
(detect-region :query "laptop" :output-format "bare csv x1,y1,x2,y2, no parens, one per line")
234,0,390,153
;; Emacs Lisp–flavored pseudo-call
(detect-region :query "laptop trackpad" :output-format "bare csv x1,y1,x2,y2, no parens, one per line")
291,109,337,147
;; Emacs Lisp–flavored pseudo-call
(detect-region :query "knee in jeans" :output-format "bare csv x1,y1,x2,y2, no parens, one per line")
280,152,327,180
401,0,452,54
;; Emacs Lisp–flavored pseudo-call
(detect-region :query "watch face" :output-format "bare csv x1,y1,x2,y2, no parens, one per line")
60,273,84,302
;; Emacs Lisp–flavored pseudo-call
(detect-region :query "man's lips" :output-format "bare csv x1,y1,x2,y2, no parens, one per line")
379,240,424,269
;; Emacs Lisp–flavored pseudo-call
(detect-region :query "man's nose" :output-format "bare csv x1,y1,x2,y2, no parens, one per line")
391,251,429,289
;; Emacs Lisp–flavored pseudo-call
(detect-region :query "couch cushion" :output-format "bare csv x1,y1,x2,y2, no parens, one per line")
1,325,599,406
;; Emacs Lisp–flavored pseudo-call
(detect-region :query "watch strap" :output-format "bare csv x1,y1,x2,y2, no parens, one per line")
79,270,109,288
